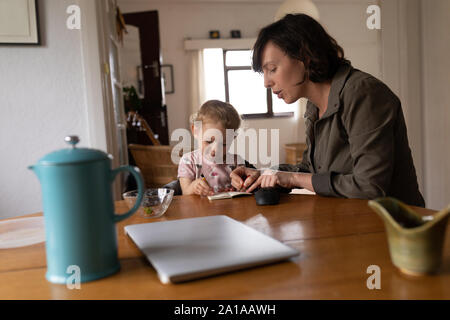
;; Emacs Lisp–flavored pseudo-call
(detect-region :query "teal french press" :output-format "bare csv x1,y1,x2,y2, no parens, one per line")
29,136,144,284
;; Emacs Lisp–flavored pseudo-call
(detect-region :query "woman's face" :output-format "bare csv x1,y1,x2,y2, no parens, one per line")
260,41,307,104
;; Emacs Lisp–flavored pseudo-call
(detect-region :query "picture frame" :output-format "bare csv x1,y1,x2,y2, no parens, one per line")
0,0,40,45
161,64,174,94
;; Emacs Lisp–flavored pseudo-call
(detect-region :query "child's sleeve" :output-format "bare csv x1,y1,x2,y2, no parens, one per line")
177,153,196,180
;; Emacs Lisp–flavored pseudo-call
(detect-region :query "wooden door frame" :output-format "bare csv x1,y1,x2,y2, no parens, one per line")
79,0,125,199
79,0,109,153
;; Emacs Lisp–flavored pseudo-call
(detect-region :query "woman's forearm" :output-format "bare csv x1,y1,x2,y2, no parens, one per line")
289,172,315,192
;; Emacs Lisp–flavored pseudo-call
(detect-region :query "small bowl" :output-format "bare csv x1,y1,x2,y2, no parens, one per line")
123,188,174,218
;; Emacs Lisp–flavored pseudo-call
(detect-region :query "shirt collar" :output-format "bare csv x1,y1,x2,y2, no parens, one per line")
304,62,353,121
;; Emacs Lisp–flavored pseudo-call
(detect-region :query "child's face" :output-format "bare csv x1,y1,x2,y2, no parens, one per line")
193,121,231,163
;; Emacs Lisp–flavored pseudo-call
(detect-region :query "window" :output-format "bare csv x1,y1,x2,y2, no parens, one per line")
203,49,295,119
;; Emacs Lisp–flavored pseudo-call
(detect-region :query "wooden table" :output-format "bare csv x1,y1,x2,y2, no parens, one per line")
1,194,449,299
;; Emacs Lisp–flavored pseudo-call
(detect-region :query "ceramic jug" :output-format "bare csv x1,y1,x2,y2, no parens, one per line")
368,197,450,276
29,136,144,284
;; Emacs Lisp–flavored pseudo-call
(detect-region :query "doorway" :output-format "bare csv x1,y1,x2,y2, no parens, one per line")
121,10,170,145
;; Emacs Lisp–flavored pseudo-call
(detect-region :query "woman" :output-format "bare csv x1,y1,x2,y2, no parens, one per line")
230,14,425,207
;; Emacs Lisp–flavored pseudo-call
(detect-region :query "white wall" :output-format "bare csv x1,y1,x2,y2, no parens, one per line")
0,0,90,218
380,0,450,209
119,0,381,166
379,0,425,201
421,0,450,210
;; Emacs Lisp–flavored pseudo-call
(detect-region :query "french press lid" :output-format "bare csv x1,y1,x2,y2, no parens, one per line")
36,136,110,166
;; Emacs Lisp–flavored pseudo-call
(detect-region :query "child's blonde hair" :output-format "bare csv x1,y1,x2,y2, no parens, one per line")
190,100,241,130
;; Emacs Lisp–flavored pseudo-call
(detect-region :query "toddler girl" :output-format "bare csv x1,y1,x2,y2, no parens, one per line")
178,100,251,196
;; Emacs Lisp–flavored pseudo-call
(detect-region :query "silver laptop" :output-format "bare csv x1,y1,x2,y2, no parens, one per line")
124,215,299,284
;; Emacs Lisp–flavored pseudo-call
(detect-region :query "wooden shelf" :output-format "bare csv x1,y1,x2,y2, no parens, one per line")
184,38,256,50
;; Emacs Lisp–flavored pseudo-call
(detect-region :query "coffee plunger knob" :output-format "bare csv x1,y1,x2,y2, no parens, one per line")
65,135,80,148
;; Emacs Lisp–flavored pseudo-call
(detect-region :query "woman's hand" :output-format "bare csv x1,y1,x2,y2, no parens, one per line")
188,178,214,196
246,169,294,192
230,167,260,191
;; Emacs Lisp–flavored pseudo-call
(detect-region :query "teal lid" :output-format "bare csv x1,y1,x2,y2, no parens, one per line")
37,136,110,166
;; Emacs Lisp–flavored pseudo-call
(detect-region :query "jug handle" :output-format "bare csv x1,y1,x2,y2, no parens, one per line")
111,166,145,223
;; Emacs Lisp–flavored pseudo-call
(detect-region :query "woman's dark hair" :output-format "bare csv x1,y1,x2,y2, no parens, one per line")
252,14,349,82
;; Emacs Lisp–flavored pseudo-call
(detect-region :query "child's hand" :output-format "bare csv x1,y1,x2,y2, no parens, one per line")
190,178,214,196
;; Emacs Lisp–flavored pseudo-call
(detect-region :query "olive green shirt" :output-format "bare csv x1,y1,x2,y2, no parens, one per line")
280,63,425,207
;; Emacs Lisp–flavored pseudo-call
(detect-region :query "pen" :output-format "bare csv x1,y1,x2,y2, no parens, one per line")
201,173,209,186
200,173,214,197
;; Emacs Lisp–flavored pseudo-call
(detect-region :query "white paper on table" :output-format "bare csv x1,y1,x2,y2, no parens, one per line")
289,188,316,195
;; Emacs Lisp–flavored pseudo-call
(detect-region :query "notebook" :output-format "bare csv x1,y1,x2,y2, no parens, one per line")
207,191,253,201
124,215,299,284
